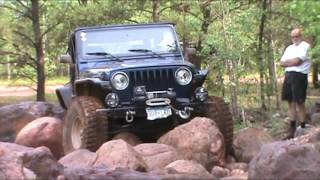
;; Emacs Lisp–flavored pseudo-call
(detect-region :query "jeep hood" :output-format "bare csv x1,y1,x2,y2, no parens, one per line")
79,57,194,73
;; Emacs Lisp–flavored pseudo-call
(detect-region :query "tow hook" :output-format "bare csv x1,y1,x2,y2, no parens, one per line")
177,107,194,119
126,110,135,123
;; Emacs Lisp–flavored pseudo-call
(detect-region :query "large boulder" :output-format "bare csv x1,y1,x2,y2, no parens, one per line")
112,132,143,146
220,174,248,180
248,141,320,180
311,113,320,126
310,102,320,116
94,139,148,172
292,127,320,144
62,166,161,180
0,142,34,179
294,124,316,137
134,143,181,171
58,149,97,168
0,142,63,180
151,169,215,180
21,146,64,180
15,117,63,158
0,101,64,142
233,127,273,163
226,162,248,172
158,117,225,170
211,166,230,178
164,160,215,179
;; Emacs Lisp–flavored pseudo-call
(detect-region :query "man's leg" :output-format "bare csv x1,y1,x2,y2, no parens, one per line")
288,102,297,121
286,101,297,138
281,73,297,139
296,102,307,128
292,72,308,128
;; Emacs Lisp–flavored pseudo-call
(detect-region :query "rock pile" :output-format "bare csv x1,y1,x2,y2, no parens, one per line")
5,101,320,179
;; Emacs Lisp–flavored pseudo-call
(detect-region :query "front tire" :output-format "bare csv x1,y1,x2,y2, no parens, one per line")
62,96,108,154
200,96,234,154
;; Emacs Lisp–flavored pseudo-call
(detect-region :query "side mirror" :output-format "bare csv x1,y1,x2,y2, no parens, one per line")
186,47,196,56
59,54,72,64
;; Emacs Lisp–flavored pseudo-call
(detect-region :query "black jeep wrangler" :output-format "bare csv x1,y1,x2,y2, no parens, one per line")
57,22,233,154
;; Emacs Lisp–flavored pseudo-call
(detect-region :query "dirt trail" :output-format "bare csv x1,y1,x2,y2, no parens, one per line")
0,85,63,96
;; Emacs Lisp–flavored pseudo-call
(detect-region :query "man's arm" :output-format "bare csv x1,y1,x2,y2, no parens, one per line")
280,57,303,67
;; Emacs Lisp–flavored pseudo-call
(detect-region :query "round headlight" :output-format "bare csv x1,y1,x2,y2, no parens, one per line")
195,87,208,102
175,67,192,85
111,72,129,90
105,93,119,108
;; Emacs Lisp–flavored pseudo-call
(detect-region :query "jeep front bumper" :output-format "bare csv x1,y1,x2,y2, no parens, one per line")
96,87,208,122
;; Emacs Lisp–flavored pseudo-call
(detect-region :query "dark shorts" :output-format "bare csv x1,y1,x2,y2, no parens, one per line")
281,71,308,104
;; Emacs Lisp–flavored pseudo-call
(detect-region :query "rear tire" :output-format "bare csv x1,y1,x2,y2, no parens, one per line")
62,96,108,154
200,96,234,154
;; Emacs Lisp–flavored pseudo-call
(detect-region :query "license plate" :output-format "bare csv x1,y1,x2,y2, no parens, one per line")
146,106,172,120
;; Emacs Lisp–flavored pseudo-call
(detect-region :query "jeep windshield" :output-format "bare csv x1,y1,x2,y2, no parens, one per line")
78,26,179,60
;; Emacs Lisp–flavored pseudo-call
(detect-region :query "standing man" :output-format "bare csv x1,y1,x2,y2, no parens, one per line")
280,28,311,139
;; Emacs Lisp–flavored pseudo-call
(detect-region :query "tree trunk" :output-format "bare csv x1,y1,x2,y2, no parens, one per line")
228,59,238,118
257,0,267,110
313,63,319,88
220,0,238,118
195,0,213,69
7,56,11,80
152,0,161,22
31,0,46,101
198,0,212,50
267,0,279,109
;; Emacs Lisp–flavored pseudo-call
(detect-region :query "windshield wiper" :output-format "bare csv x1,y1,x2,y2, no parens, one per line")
86,52,123,62
128,49,165,59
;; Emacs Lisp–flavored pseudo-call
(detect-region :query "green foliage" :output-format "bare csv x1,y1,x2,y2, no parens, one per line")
287,0,320,62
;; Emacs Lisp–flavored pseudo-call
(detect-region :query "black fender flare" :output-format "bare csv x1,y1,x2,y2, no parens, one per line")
56,85,73,109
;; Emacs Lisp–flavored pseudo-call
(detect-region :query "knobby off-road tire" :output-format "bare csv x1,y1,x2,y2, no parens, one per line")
202,96,234,155
63,96,108,154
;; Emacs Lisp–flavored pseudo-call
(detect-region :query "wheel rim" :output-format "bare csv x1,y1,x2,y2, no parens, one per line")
71,117,83,149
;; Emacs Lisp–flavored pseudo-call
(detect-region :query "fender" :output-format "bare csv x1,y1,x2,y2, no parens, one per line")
193,68,209,86
56,84,73,109
74,78,112,96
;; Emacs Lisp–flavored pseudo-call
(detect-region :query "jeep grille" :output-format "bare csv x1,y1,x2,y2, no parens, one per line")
126,67,176,91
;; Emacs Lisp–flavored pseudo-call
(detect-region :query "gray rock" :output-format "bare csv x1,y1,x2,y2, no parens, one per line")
233,127,274,163
21,146,64,179
112,132,142,146
294,123,316,138
165,160,215,179
94,139,148,172
248,141,320,180
134,143,181,171
0,144,28,179
226,162,248,172
311,113,320,126
61,166,162,180
0,101,64,142
211,166,230,178
58,149,97,168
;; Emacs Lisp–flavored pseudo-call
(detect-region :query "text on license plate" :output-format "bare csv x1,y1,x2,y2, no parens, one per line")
146,106,172,120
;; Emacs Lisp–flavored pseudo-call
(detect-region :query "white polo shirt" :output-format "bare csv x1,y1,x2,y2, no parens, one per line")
280,41,311,74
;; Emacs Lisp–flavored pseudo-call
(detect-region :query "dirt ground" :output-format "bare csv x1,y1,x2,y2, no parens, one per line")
0,85,62,97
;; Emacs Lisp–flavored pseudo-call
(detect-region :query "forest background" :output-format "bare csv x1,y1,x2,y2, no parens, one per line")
0,0,320,135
